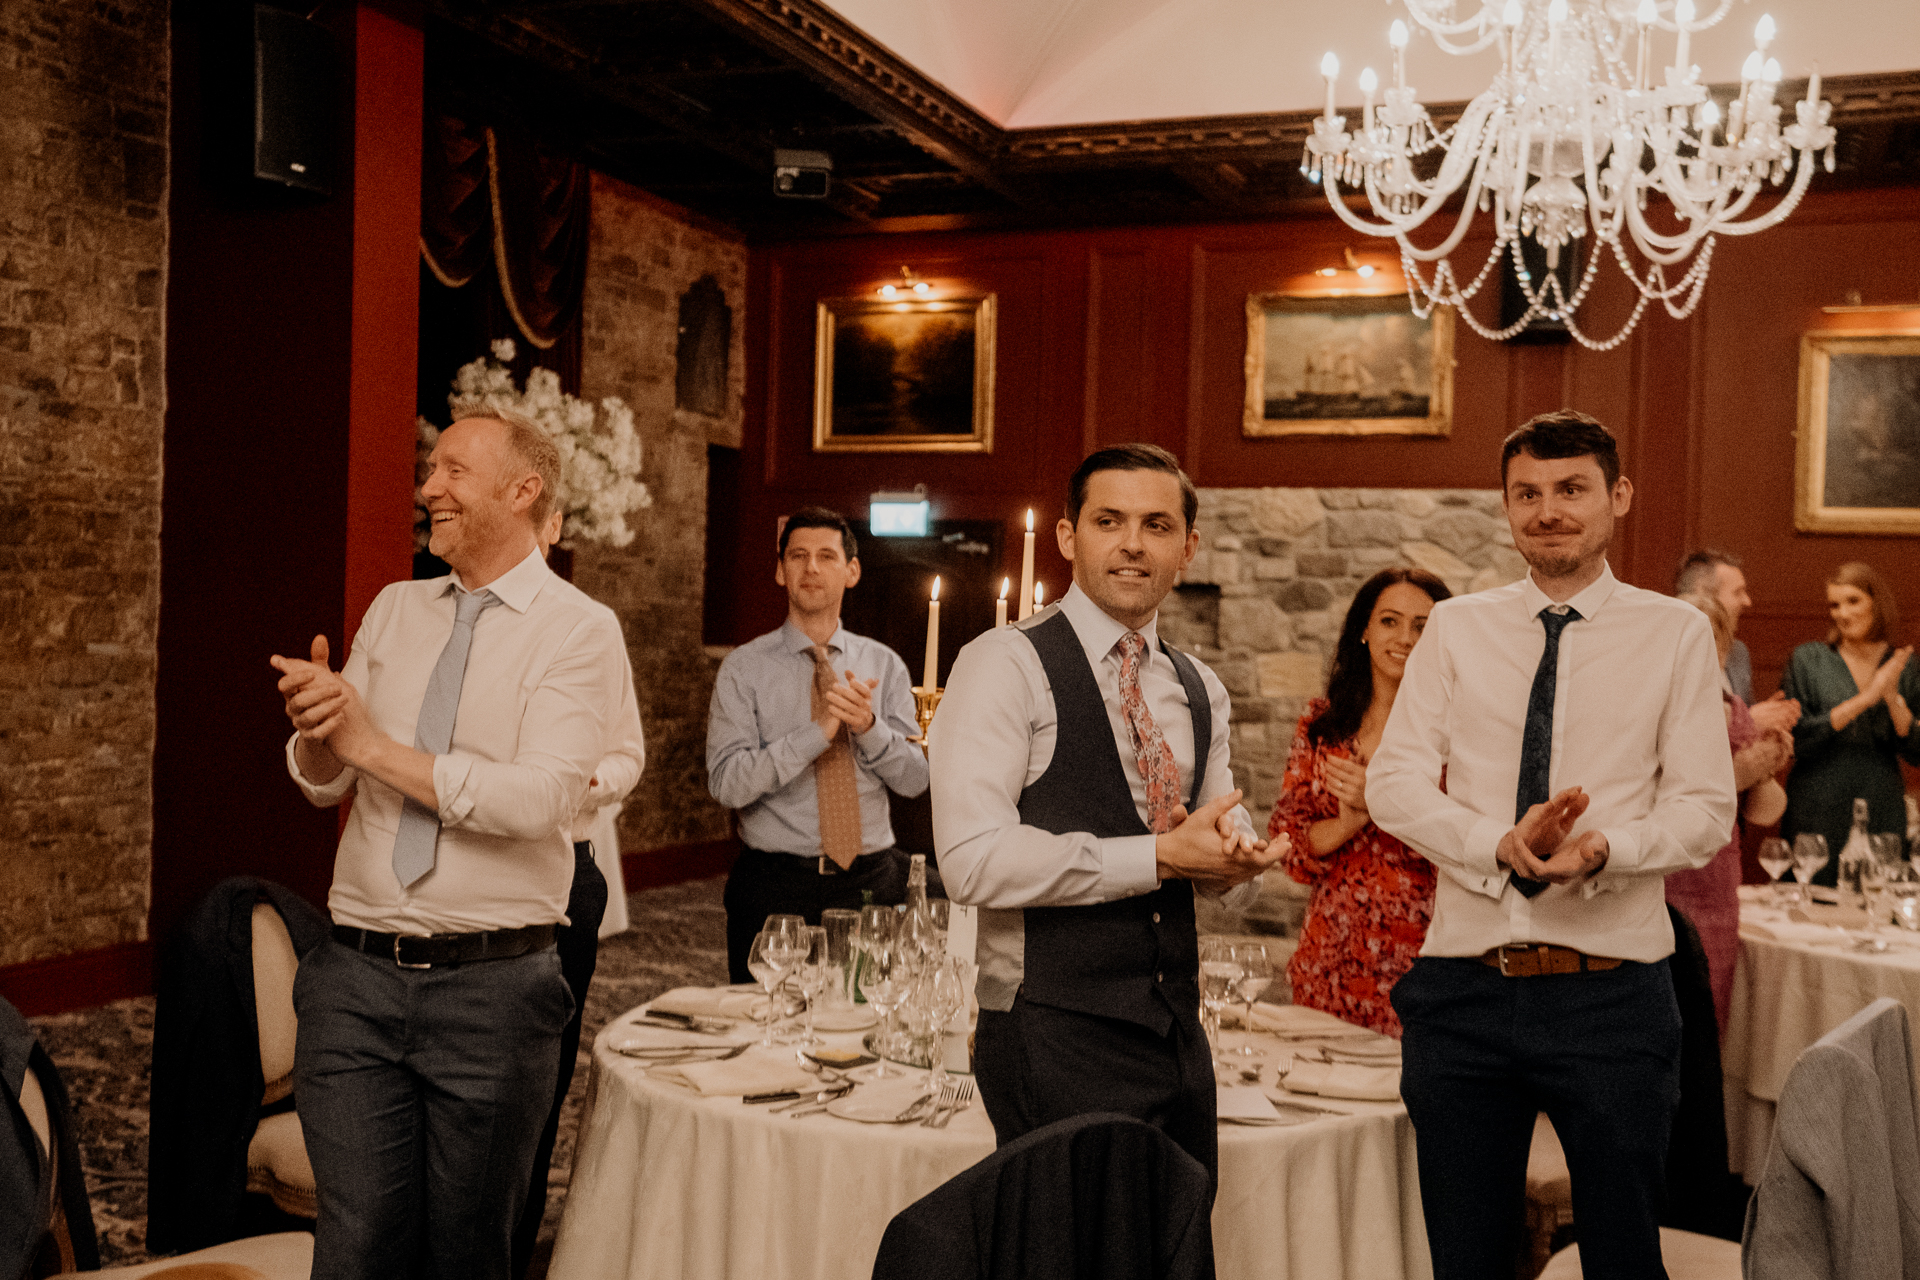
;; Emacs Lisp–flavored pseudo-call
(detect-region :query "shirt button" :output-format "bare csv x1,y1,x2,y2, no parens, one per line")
1156,972,1164,983
1152,912,1161,924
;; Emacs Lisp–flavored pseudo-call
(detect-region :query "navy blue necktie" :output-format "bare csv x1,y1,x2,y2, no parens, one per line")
1512,605,1581,898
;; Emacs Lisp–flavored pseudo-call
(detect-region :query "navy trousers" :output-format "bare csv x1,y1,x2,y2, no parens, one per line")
1391,956,1682,1280
293,938,573,1280
973,991,1218,1188
721,846,910,983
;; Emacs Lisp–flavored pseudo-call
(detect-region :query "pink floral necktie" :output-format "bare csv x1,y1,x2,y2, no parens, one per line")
1117,632,1182,834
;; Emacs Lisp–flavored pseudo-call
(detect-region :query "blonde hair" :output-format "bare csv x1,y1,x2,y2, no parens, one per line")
1677,591,1733,666
1825,561,1900,645
450,402,562,528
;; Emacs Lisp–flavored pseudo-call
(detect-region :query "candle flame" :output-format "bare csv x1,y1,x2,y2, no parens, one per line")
1504,0,1524,27
1034,582,1046,607
931,576,941,602
1547,0,1567,25
1320,52,1339,80
1359,67,1378,93
1388,19,1408,49
1754,13,1776,48
1635,0,1656,23
999,577,1010,600
1742,50,1763,79
1762,56,1781,82
1025,508,1034,531
1675,0,1695,25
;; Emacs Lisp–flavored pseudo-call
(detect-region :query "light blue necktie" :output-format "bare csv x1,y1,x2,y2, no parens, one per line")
392,588,501,888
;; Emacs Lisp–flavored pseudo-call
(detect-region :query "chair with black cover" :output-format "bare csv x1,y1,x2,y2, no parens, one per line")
147,878,329,1254
870,1112,1214,1280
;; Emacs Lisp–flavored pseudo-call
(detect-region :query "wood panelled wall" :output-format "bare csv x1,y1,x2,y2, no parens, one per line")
728,189,1920,708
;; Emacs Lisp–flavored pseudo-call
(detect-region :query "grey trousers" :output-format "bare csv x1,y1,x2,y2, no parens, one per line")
293,937,573,1280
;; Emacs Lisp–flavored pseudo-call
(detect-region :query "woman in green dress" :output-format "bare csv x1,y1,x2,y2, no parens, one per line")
1780,561,1918,886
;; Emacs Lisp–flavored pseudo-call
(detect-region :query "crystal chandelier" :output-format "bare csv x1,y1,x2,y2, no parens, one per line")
1303,0,1838,349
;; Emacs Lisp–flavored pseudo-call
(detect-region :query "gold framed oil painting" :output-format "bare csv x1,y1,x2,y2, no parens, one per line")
1243,292,1453,438
1794,329,1920,535
812,294,996,453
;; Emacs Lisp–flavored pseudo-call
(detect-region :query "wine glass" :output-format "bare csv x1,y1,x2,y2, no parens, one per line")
1859,856,1891,946
1198,939,1240,1061
1790,834,1829,905
1865,834,1906,935
789,927,830,1044
1230,943,1271,1057
746,930,801,1047
860,943,905,1079
1756,837,1793,906
854,905,897,1004
922,956,967,1093
819,909,860,1008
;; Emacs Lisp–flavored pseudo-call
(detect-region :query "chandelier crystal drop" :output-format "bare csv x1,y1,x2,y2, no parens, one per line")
1303,0,1838,349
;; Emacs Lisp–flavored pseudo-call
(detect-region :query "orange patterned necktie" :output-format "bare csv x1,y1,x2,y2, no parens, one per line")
1117,632,1182,834
809,645,863,869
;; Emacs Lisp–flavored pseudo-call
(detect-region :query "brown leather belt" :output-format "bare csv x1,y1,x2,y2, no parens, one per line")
333,923,555,970
1479,943,1624,977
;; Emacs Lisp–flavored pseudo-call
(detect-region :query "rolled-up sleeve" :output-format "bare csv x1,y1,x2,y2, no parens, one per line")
434,612,620,841
931,633,1160,911
284,613,375,808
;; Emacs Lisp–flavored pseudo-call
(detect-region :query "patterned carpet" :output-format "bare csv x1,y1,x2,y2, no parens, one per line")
27,875,731,1271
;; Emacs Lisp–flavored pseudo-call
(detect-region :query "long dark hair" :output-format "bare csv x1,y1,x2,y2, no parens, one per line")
1306,567,1451,747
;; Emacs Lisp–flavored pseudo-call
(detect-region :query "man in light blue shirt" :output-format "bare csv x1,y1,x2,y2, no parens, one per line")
706,507,929,980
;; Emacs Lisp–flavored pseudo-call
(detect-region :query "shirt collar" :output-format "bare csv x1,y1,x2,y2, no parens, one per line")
448,546,550,614
1059,582,1159,667
1518,562,1619,622
780,617,847,656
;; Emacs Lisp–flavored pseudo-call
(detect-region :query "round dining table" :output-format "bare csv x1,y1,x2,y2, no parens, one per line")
1722,884,1920,1179
548,994,1431,1280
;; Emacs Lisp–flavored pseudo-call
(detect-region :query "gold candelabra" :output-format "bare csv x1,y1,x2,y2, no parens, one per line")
910,686,944,755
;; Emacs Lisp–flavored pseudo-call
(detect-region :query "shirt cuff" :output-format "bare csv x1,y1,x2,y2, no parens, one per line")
1099,834,1161,901
434,753,476,824
853,719,894,759
792,722,834,764
1595,825,1639,874
1462,815,1513,898
285,734,357,806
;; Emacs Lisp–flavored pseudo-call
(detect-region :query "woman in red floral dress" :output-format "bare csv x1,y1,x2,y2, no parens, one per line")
1268,567,1450,1038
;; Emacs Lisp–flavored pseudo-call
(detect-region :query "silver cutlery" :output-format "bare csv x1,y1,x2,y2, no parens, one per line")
918,1079,959,1127
887,1091,938,1123
927,1078,973,1128
772,1083,854,1113
617,1043,748,1066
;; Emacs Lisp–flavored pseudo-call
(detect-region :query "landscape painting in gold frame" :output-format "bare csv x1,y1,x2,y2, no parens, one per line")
1794,329,1920,535
1243,292,1453,438
812,294,995,454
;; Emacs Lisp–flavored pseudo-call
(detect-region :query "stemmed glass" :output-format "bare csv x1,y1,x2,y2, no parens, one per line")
1198,939,1240,1060
922,956,967,1093
746,929,804,1047
1863,834,1907,940
1790,834,1829,905
860,942,906,1079
1229,943,1271,1057
855,905,898,1038
1756,837,1793,907
793,926,830,1044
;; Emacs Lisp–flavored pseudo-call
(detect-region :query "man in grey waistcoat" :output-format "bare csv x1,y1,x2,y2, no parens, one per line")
931,443,1285,1183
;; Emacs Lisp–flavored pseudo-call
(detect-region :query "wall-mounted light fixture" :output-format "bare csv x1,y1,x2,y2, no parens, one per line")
877,266,933,300
869,485,930,536
1316,247,1379,281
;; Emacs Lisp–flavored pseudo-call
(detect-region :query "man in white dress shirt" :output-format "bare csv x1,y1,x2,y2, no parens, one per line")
1368,411,1736,1280
932,443,1285,1185
272,412,632,1280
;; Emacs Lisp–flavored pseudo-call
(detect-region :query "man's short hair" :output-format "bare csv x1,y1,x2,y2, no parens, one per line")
1675,548,1742,596
1500,410,1621,490
450,403,562,529
1066,443,1199,531
778,506,857,562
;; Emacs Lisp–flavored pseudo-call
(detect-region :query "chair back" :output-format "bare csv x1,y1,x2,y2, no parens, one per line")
19,1064,51,1162
251,904,300,1105
1743,997,1920,1280
871,1112,1213,1280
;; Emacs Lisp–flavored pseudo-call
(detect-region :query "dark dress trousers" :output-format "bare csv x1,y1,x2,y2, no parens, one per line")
972,611,1219,1184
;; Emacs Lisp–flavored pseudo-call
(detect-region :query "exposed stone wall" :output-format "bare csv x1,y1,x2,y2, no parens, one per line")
1160,487,1525,826
0,0,168,966
574,173,741,856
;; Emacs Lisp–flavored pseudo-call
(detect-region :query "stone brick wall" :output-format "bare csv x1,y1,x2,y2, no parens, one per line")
1160,487,1526,825
574,173,741,856
0,0,168,966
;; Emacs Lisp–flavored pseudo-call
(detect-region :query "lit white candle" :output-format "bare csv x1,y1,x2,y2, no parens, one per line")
1635,0,1655,88
1389,20,1408,91
1503,0,1524,77
922,576,941,691
1674,0,1694,78
1754,13,1776,52
996,577,1010,628
1034,582,1046,611
1320,52,1340,124
1547,0,1566,74
1017,509,1036,621
1806,65,1821,110
1359,67,1379,134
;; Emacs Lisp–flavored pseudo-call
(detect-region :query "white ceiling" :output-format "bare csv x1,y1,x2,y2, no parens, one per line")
820,0,1920,128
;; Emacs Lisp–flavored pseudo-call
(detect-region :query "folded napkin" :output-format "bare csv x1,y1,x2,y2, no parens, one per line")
654,1051,816,1097
649,987,761,1020
609,1025,738,1053
1216,1086,1283,1122
1221,1002,1357,1037
1281,1059,1401,1102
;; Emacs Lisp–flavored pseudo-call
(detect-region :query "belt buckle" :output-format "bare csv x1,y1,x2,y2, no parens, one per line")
818,856,835,876
393,935,433,970
1497,944,1532,978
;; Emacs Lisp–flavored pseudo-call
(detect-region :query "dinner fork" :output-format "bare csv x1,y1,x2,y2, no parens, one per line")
927,1078,973,1129
918,1079,958,1127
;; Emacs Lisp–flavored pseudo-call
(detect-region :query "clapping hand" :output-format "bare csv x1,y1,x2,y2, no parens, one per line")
1155,790,1282,892
1498,786,1609,885
1322,753,1370,820
1866,646,1913,705
270,635,379,772
1747,690,1801,737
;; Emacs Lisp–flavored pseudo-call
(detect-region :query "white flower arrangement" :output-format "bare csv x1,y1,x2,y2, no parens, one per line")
415,338,652,551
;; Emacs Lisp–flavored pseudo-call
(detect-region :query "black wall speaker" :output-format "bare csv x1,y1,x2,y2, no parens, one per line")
1499,235,1580,346
253,5,338,195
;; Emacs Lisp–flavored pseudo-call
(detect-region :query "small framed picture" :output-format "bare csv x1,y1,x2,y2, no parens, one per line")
812,295,996,453
1243,292,1454,438
1794,329,1920,535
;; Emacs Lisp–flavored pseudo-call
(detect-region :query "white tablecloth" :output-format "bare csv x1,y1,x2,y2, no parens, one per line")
1723,886,1920,1178
550,1000,1430,1280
